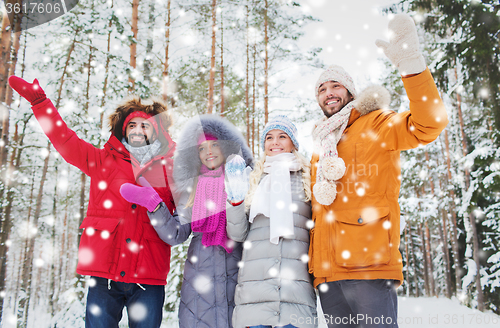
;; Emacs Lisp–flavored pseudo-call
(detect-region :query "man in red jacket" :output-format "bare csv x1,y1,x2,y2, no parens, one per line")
9,76,177,328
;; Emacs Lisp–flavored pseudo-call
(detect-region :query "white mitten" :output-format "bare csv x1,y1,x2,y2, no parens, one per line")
375,14,426,76
224,155,250,204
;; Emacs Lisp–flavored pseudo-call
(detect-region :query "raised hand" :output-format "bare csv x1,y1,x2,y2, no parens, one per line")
8,76,47,106
375,14,426,76
224,154,250,204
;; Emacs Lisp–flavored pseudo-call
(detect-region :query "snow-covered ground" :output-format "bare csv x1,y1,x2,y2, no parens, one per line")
160,296,500,328
396,297,499,328
313,296,500,328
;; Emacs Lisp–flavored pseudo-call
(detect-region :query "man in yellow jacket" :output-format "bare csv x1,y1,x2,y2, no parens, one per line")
309,14,449,327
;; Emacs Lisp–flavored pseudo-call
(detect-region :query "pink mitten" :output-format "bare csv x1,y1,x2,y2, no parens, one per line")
120,177,162,212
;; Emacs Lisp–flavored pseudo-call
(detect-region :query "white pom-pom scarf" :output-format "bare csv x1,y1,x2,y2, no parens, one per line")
312,102,354,205
249,153,301,244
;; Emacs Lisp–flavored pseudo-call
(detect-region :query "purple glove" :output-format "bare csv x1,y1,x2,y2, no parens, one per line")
120,177,162,212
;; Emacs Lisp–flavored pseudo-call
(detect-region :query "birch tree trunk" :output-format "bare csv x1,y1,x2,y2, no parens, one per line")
162,0,172,102
263,0,269,124
129,0,140,91
245,4,250,146
19,142,51,326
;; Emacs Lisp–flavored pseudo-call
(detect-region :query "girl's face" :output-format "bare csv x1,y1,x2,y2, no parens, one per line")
264,129,295,156
198,140,224,170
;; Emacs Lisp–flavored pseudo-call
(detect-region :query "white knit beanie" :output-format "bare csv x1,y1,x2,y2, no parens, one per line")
315,65,357,101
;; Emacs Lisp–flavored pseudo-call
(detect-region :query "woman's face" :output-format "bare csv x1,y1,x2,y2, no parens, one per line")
264,129,295,156
198,140,224,170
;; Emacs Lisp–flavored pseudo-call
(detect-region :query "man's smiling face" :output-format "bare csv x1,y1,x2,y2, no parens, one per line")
125,117,156,147
318,81,353,118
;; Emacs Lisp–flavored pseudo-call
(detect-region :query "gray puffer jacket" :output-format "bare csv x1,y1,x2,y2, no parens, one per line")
150,114,253,328
149,195,243,328
227,171,317,328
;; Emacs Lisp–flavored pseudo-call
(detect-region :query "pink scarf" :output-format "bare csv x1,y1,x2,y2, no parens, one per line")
191,164,233,253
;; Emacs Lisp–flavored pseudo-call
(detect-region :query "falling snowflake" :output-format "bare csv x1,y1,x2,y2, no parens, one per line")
89,304,101,316
128,241,139,253
129,302,148,322
319,283,329,293
243,241,252,249
193,275,213,294
341,250,351,259
78,248,94,265
103,200,113,209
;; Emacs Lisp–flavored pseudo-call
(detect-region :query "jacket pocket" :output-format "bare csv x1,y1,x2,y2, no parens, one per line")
78,217,121,272
334,207,391,268
135,224,171,279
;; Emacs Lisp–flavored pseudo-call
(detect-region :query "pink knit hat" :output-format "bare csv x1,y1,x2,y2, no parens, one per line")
197,133,217,145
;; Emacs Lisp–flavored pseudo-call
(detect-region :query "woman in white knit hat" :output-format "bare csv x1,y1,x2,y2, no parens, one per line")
226,115,317,328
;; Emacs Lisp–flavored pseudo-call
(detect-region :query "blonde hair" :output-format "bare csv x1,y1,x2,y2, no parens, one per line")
245,150,311,210
185,176,199,208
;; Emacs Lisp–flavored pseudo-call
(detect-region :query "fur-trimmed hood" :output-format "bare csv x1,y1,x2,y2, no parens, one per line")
352,85,391,116
173,115,253,192
108,96,173,137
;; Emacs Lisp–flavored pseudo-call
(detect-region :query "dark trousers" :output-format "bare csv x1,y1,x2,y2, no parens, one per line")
85,276,165,328
318,280,398,328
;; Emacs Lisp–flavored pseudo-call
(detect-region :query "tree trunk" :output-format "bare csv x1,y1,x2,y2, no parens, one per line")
263,0,269,124
49,165,59,317
419,223,430,296
409,223,419,297
444,129,461,295
129,0,140,91
251,44,256,156
100,0,114,137
144,0,155,85
425,221,436,297
19,142,51,326
220,8,224,116
245,4,250,146
207,0,217,113
0,115,30,318
440,209,453,298
162,0,172,102
454,68,484,310
5,29,22,106
0,9,12,106
405,224,411,297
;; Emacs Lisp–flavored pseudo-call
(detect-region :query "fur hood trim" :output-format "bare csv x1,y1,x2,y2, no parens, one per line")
173,115,253,192
108,95,173,140
352,85,391,116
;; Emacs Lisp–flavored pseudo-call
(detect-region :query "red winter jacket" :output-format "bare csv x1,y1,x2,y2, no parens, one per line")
32,99,176,285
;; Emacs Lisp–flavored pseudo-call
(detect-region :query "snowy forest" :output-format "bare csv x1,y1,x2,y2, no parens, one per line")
0,0,499,327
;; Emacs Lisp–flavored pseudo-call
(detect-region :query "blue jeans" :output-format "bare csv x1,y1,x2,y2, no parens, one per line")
85,276,165,328
318,279,398,328
249,325,297,328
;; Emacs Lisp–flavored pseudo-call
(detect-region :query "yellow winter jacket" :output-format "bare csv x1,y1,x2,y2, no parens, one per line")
309,69,448,287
